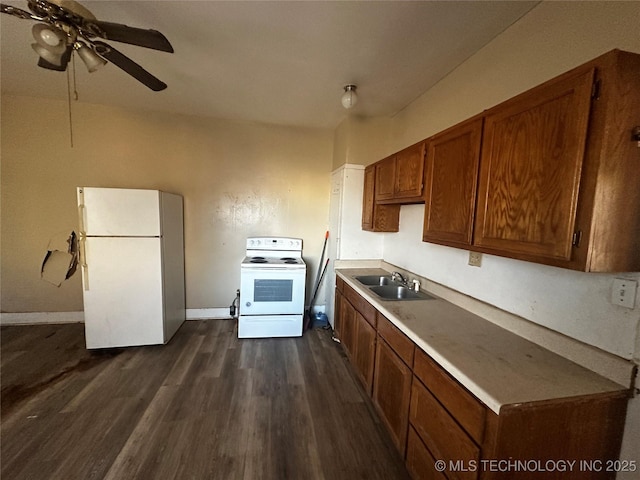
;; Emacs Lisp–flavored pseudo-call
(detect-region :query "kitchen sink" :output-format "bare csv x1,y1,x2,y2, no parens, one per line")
369,285,433,301
355,275,397,286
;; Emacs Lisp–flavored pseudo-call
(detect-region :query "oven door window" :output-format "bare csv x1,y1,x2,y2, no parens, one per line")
254,279,293,302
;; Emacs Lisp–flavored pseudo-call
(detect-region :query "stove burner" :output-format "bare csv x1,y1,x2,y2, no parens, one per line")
250,257,268,263
280,257,296,261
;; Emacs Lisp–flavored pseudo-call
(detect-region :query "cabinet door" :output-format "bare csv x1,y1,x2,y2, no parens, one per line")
474,69,595,261
354,312,376,394
423,118,482,247
340,296,356,358
395,141,425,200
362,164,400,232
362,165,376,230
375,156,396,201
372,336,413,455
333,288,343,339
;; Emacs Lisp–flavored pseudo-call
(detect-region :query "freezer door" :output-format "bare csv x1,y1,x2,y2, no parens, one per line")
82,237,165,348
78,187,161,237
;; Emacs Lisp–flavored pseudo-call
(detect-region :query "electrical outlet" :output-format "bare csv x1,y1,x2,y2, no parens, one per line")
468,251,482,267
611,278,637,309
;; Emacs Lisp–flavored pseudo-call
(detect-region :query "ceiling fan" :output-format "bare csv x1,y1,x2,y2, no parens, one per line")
1,0,174,91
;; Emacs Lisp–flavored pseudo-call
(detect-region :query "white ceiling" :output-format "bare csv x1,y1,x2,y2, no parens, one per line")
1,1,538,129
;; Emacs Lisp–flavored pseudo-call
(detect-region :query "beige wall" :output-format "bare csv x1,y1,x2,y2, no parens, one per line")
1,95,333,313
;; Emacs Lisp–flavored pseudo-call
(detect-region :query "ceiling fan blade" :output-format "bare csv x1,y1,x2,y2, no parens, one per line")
85,20,173,53
92,41,167,91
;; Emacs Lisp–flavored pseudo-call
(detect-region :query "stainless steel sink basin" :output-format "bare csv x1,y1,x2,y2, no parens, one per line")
355,275,396,286
369,285,434,301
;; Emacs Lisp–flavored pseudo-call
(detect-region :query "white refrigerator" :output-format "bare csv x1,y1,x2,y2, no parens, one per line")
77,187,186,349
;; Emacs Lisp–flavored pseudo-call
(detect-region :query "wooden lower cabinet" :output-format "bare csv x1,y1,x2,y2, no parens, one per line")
340,295,356,358
410,377,479,480
353,312,376,393
334,276,629,480
406,426,447,480
337,282,377,393
372,335,413,455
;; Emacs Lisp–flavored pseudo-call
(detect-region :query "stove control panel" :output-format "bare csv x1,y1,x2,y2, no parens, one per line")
246,237,302,251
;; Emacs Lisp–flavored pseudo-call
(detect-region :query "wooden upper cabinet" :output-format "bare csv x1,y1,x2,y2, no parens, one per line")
473,49,640,271
474,69,595,261
423,117,483,248
362,164,400,232
362,165,375,229
395,141,426,200
375,142,426,204
375,155,397,202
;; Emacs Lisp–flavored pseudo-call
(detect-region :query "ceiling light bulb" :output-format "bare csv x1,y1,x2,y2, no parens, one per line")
32,23,67,54
341,84,358,109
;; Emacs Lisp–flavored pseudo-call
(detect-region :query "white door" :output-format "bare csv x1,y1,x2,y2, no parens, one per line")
82,237,164,348
78,187,161,237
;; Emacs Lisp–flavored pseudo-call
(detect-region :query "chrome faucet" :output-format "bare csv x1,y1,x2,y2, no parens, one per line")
391,271,407,285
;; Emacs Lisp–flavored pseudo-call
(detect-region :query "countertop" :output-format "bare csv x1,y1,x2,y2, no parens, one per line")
336,267,628,414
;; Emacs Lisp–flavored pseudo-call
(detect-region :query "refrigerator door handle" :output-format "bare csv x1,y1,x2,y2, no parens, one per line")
80,235,89,291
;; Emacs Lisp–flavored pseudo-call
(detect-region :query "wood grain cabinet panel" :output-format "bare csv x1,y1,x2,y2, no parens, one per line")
375,156,397,202
344,283,376,327
474,68,595,261
333,288,343,339
410,378,479,480
375,142,426,205
423,117,483,248
354,312,376,394
473,50,640,271
362,164,400,232
340,295,356,359
406,426,448,480
372,336,413,455
413,349,485,444
395,141,426,200
376,313,415,366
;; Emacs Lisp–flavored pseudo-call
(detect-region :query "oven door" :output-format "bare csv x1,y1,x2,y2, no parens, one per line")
240,267,306,316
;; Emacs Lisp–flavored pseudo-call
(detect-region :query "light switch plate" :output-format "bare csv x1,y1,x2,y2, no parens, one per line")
611,278,637,309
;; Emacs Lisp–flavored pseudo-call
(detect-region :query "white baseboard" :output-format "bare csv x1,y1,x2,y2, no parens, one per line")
0,309,233,326
186,308,232,320
0,311,84,325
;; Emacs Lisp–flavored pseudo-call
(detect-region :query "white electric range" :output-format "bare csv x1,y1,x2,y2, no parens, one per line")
238,237,306,338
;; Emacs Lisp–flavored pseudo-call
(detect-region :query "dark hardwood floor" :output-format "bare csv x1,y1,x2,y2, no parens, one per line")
1,320,410,479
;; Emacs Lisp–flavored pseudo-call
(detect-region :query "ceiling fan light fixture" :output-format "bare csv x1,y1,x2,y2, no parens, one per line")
31,43,65,66
75,42,107,72
32,23,67,54
341,84,358,109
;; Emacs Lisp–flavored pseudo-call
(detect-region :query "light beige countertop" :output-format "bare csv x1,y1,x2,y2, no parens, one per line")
336,267,628,414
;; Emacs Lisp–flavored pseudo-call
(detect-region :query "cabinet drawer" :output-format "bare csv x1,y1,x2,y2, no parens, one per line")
344,283,376,327
406,426,447,480
413,349,485,444
376,313,415,366
410,378,479,480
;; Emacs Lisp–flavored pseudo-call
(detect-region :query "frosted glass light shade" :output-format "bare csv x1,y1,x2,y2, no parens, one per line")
31,43,65,66
341,85,358,109
76,43,106,72
32,23,67,54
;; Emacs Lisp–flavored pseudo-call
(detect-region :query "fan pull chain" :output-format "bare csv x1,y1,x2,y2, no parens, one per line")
66,54,79,148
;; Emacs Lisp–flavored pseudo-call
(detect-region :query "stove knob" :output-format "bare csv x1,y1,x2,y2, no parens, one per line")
246,302,252,307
